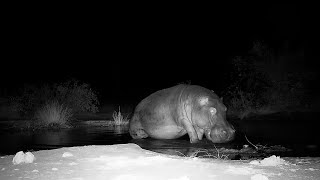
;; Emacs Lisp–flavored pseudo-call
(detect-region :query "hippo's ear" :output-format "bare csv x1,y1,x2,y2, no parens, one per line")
209,107,216,115
198,96,209,106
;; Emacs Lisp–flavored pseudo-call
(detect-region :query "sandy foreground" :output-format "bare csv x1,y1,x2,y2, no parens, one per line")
0,143,319,180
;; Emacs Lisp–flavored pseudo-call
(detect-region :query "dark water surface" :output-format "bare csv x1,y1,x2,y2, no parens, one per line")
0,112,319,158
0,125,132,156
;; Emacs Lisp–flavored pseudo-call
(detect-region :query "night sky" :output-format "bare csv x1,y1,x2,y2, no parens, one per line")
1,3,317,106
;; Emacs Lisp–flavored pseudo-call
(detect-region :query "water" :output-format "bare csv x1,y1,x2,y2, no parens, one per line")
1,112,319,157
0,125,132,155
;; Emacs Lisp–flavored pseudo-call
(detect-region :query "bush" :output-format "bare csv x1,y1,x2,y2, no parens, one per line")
223,40,311,118
34,101,73,128
55,79,99,113
10,79,99,127
223,54,271,117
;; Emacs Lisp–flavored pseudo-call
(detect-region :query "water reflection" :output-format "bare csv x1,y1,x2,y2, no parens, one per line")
108,125,129,135
33,130,71,146
83,125,129,135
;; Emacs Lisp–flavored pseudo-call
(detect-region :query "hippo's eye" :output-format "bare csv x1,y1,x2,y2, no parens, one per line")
198,97,209,106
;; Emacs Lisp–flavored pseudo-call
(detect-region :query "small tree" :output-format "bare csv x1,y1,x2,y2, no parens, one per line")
54,79,99,113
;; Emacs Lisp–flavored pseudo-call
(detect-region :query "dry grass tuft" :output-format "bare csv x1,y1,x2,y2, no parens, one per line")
34,101,73,128
176,147,229,160
112,106,129,126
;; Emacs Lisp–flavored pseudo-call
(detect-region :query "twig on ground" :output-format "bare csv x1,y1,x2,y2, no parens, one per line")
244,135,258,150
213,145,229,160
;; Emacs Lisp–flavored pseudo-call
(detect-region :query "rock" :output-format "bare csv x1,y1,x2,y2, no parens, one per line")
12,151,35,165
24,152,35,163
12,151,25,165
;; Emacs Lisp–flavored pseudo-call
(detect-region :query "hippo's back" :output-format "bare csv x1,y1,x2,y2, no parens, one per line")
135,85,185,112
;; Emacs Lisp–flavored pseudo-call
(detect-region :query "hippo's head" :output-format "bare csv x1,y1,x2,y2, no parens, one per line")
191,94,235,143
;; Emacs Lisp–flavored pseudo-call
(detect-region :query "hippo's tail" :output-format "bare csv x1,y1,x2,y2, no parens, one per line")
129,113,149,139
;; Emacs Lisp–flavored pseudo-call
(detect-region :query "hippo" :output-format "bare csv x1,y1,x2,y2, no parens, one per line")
129,84,235,143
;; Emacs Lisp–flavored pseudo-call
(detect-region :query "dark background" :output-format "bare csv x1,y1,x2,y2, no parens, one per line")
1,3,318,106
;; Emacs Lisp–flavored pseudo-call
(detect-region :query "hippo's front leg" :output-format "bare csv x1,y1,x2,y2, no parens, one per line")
180,118,199,143
195,126,204,140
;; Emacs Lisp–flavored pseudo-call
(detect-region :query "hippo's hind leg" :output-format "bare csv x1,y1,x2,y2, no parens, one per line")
129,114,149,139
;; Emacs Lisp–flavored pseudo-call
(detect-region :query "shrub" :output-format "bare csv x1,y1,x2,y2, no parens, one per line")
223,55,271,117
55,79,99,113
10,79,99,126
223,40,311,118
34,101,73,128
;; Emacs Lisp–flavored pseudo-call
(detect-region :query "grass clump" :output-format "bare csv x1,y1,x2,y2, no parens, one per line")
33,101,73,129
176,147,229,160
112,106,129,126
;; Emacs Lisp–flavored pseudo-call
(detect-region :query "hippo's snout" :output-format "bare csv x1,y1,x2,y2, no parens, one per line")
206,125,235,143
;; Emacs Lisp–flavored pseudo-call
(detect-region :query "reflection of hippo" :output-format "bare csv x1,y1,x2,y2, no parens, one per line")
129,84,235,143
